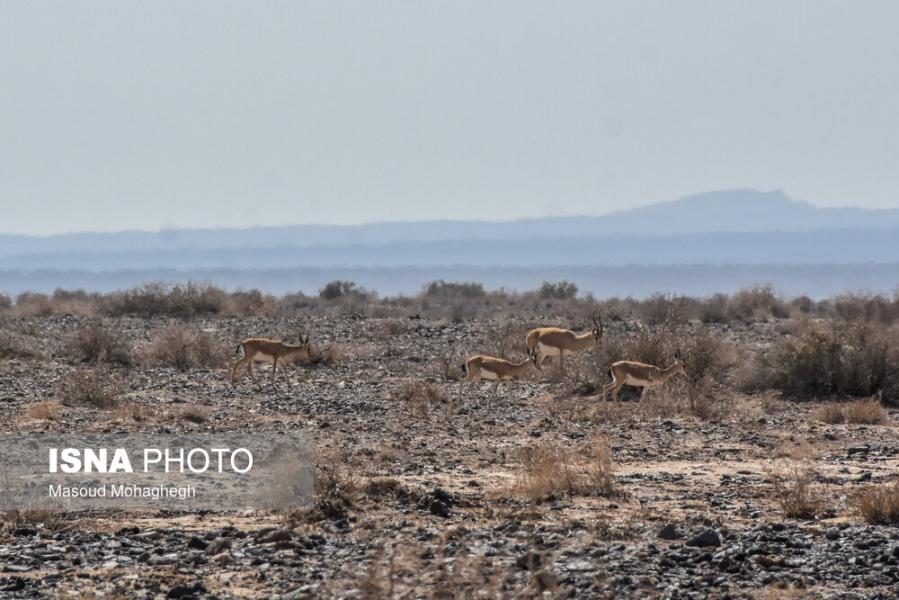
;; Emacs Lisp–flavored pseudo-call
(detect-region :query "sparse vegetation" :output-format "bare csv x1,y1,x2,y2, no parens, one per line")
25,401,60,421
856,482,899,525
57,368,120,409
70,321,133,365
514,436,615,501
817,399,889,425
759,321,899,402
771,467,822,519
144,327,226,370
393,380,447,419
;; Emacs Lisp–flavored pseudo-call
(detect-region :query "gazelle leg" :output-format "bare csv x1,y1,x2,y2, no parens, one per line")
493,380,500,395
271,358,278,386
229,359,244,385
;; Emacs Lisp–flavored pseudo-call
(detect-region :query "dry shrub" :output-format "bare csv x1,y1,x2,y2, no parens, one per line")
393,380,446,419
25,401,60,421
759,321,899,402
0,294,11,311
172,405,211,424
57,368,120,409
70,321,132,365
814,403,845,424
771,467,822,519
49,288,99,316
2,509,64,533
514,436,614,501
831,292,899,324
843,398,888,424
113,402,154,423
424,280,486,300
226,289,278,316
855,482,899,525
103,283,228,318
728,284,789,322
537,281,578,300
13,292,52,317
0,329,42,360
144,327,225,370
818,399,889,425
306,344,340,367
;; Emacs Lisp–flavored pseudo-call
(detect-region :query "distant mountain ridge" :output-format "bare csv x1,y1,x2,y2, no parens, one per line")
3,189,899,259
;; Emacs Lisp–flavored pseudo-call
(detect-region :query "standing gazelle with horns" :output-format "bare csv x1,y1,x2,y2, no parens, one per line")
601,354,687,402
229,334,311,387
459,354,540,396
526,312,603,374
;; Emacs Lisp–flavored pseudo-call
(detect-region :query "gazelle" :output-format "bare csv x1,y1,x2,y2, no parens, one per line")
229,335,311,387
601,354,687,402
459,354,539,395
526,313,603,373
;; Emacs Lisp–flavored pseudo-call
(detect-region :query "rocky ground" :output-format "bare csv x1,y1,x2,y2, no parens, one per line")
1,312,898,599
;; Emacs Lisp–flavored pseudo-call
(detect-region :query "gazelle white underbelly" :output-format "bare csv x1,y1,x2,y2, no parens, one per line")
624,375,651,386
249,352,276,363
479,369,500,380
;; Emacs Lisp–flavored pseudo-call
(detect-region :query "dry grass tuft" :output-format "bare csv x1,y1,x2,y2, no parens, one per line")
814,403,845,424
815,399,888,425
144,327,226,370
113,402,154,423
843,398,888,424
25,401,60,421
771,466,822,519
57,368,120,409
855,482,899,525
393,380,447,419
70,321,133,365
172,405,212,424
514,436,615,501
0,329,43,360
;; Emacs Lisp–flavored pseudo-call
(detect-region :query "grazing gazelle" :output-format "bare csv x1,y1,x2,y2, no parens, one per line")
459,354,540,395
526,313,603,373
601,354,687,402
229,335,311,387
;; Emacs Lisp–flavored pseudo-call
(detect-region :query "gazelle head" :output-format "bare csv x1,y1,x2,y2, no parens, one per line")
591,312,604,342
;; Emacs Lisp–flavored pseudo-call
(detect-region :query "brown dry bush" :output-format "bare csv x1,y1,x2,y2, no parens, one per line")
771,467,822,519
831,292,899,324
226,289,278,316
0,294,11,311
814,399,887,424
171,405,211,424
843,398,888,424
727,284,789,322
57,368,120,409
514,436,614,501
25,401,60,421
425,280,486,300
0,329,42,360
143,327,226,370
103,283,228,318
2,509,64,533
393,380,447,419
814,403,845,424
537,281,578,300
855,482,899,525
49,288,99,316
14,292,52,317
69,321,133,365
113,402,154,423
758,320,899,402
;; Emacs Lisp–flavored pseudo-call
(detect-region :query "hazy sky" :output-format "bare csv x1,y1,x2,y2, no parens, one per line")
2,1,898,235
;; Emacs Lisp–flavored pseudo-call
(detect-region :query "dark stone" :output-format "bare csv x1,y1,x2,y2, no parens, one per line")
658,523,682,540
686,529,722,548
